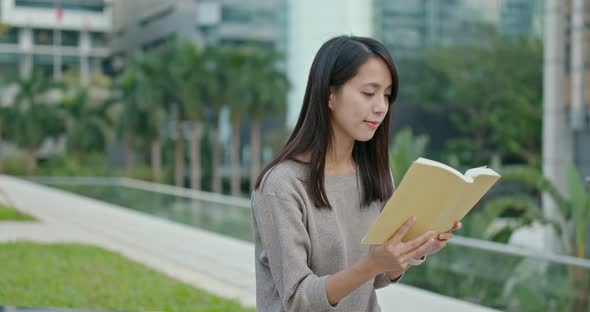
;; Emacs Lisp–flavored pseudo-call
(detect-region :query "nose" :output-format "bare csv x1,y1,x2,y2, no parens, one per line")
373,95,388,115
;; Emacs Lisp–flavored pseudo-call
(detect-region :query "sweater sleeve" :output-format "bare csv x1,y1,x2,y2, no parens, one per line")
252,193,339,312
373,272,403,289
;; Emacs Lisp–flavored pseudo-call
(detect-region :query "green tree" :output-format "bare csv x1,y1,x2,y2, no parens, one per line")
478,164,589,311
9,69,64,173
226,48,248,196
404,34,542,167
154,40,190,188
169,40,206,190
479,165,589,258
389,127,429,184
60,86,111,164
0,105,13,172
243,47,289,193
135,53,169,183
111,60,145,176
202,46,232,193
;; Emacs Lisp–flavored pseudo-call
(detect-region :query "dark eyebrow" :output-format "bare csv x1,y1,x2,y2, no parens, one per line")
362,82,392,90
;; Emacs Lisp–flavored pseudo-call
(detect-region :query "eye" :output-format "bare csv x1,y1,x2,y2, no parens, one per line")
362,92,375,97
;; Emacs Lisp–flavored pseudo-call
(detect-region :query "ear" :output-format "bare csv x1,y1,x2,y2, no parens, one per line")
328,88,335,110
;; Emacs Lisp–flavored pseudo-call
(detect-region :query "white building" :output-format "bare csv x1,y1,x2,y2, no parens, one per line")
0,0,111,82
286,0,373,127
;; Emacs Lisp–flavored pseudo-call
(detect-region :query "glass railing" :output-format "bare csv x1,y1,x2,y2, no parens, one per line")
32,176,590,312
42,180,254,243
402,240,590,311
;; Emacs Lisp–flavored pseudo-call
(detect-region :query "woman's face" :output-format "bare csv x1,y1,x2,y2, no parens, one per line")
328,56,392,143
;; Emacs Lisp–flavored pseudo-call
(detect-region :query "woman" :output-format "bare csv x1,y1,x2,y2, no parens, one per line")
251,35,461,311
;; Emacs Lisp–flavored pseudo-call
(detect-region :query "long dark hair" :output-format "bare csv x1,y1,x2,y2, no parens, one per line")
255,35,398,208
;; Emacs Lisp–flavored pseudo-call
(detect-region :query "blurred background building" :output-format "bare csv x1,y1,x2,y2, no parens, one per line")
500,0,543,36
0,0,111,83
542,0,590,237
563,0,590,180
286,0,373,127
5,0,580,187
109,0,286,74
373,0,542,62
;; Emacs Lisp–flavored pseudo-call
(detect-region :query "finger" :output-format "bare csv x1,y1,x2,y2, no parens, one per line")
436,233,453,241
402,230,436,253
427,240,447,255
389,216,417,243
452,222,462,231
433,240,447,252
404,239,435,261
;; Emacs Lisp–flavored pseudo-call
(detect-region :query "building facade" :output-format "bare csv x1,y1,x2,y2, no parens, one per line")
285,0,373,127
373,0,542,60
109,0,286,73
499,0,543,36
563,0,590,179
0,0,111,82
373,0,504,61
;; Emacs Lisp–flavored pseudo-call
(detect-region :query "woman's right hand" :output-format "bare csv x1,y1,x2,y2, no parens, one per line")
367,217,436,277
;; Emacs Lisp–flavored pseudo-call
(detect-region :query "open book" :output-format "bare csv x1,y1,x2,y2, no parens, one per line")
362,157,501,244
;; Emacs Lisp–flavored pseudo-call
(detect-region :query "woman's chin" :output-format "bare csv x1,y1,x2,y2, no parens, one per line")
354,133,376,142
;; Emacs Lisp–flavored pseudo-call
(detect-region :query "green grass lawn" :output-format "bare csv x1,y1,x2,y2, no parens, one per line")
0,242,255,312
0,204,35,221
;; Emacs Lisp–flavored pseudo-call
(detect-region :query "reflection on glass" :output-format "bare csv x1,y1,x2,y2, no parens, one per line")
54,184,253,243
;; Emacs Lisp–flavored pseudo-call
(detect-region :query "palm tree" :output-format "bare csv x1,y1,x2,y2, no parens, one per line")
169,40,206,190
479,165,587,257
60,86,111,164
479,164,589,310
111,60,144,176
135,53,169,183
0,106,14,172
226,48,248,196
245,48,289,192
202,46,232,193
10,68,64,173
151,40,190,188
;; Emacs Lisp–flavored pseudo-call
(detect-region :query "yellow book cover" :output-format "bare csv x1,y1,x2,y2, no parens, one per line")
362,157,501,244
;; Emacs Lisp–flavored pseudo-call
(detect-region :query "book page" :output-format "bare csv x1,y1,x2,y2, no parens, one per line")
431,173,501,232
362,161,464,244
362,158,501,244
465,166,499,180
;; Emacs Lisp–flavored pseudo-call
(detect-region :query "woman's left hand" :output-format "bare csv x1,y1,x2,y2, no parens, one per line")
426,221,462,255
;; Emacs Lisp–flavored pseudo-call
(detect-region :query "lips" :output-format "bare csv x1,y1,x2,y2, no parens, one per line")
364,120,381,129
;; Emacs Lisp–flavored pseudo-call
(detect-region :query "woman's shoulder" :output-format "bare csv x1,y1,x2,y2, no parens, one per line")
255,159,307,197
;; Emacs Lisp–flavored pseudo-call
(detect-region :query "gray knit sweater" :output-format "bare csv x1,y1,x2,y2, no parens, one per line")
251,159,398,312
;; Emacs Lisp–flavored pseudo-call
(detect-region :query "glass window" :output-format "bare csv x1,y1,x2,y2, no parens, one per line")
0,26,18,44
33,53,53,65
0,53,19,63
91,32,107,47
15,0,105,13
222,6,275,26
33,28,53,45
61,30,79,47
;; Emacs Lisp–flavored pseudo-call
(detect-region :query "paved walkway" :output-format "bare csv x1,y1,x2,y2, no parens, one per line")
0,175,499,311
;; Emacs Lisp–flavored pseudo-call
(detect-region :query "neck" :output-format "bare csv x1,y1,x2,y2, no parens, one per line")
325,132,355,174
